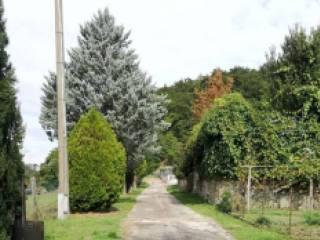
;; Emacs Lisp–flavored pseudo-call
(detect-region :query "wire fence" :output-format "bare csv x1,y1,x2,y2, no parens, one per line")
180,174,320,240
229,179,320,240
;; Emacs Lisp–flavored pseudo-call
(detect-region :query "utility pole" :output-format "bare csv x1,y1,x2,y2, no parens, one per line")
241,165,271,211
55,0,69,220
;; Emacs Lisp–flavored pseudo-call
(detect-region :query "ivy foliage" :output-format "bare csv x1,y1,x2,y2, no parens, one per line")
182,93,300,180
68,109,126,212
194,93,256,179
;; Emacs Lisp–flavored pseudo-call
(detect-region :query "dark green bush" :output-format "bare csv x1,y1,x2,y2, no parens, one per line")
255,216,271,226
69,109,126,212
304,212,320,225
217,191,232,214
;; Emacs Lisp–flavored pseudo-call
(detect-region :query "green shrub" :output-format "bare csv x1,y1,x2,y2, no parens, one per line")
304,212,320,225
39,148,58,191
255,216,271,226
217,191,232,214
135,160,148,186
69,109,126,212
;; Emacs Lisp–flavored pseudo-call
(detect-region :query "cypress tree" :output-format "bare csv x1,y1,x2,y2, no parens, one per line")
0,1,24,239
68,109,126,211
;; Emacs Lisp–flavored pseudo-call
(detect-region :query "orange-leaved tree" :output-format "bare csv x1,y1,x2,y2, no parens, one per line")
192,69,233,120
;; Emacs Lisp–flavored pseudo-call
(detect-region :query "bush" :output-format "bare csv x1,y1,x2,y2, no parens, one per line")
135,160,148,186
69,109,126,212
217,191,232,214
304,212,320,225
255,216,271,226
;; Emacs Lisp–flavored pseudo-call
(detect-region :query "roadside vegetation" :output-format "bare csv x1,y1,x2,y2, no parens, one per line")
27,182,148,239
168,185,292,240
243,209,320,239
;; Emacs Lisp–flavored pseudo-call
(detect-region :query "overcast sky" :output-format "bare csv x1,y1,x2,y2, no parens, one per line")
4,0,320,165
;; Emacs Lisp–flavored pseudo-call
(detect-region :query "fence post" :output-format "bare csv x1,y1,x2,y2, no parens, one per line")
247,166,252,211
31,177,38,220
288,186,293,235
309,178,313,210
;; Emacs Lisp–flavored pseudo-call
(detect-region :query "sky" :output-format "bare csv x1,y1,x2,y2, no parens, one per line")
4,0,320,165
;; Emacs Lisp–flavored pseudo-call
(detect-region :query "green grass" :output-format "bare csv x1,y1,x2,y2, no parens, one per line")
242,208,320,240
27,183,148,240
26,191,57,220
168,185,292,240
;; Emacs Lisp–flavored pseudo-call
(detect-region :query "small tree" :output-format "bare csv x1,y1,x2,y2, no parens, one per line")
68,109,126,212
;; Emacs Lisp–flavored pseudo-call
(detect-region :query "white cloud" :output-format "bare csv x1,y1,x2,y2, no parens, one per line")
3,0,320,164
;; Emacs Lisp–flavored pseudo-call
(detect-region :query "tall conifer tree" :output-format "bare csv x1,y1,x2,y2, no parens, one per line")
0,1,24,238
40,9,167,190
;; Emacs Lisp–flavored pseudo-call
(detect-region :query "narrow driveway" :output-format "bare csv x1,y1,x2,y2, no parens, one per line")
123,177,234,240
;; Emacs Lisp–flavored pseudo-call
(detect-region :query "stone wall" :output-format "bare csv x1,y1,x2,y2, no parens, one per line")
179,172,320,210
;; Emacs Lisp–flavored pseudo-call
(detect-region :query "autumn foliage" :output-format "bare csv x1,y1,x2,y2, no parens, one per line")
192,69,233,120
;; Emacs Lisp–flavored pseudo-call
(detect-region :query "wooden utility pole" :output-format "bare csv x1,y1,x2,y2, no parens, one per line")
55,0,69,220
241,165,271,211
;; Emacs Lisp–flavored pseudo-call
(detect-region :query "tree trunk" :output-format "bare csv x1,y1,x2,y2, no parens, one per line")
125,171,135,193
123,176,127,195
133,175,137,189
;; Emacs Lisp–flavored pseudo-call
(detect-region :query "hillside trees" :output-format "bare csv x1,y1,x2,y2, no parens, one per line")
159,132,183,166
176,24,320,187
0,1,24,238
192,69,233,120
265,25,320,116
40,9,167,190
158,78,200,141
68,109,126,211
264,25,320,183
229,66,270,101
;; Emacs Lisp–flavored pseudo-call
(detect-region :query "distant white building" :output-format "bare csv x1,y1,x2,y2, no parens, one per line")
160,166,178,185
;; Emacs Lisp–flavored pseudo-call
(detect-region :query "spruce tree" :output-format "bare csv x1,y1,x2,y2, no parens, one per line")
40,8,168,190
0,1,24,238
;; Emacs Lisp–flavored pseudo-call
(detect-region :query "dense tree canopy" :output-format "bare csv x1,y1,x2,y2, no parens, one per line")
0,1,24,238
158,78,199,141
192,70,233,121
173,24,320,187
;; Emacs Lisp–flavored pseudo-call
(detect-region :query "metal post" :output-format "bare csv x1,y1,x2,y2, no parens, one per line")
55,0,69,220
309,178,313,210
247,166,252,211
241,165,272,212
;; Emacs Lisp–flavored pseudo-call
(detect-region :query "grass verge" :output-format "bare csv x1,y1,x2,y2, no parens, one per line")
27,183,148,240
167,185,292,240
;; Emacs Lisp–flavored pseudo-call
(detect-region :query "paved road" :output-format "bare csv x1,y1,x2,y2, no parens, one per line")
123,178,234,240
